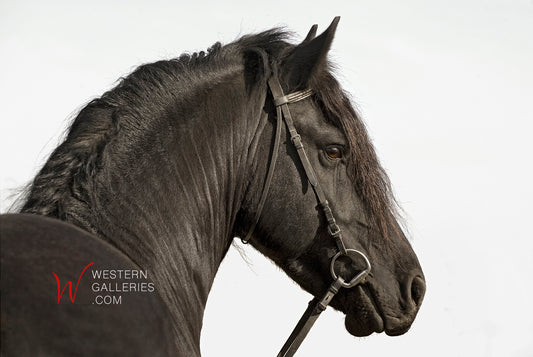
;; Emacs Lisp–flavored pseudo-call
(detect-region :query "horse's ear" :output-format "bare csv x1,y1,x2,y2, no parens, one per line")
282,16,340,90
303,24,318,42
243,48,270,92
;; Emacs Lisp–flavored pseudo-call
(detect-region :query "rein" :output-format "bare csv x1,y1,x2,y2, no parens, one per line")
243,74,372,356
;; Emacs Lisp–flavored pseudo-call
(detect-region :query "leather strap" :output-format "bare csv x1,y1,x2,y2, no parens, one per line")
242,106,282,244
266,77,347,254
277,277,344,357
241,84,313,244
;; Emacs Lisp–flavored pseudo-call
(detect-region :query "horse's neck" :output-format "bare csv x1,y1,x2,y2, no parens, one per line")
19,61,269,352
87,73,266,352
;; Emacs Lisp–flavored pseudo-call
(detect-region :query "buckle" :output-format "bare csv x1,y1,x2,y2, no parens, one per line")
290,134,303,149
327,224,341,237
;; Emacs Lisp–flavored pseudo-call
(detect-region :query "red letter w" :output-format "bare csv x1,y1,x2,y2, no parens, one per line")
53,262,94,303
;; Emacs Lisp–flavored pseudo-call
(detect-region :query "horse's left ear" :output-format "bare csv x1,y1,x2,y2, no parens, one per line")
303,24,318,42
282,16,340,90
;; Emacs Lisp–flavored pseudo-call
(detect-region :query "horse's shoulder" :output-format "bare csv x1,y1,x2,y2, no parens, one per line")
1,213,176,356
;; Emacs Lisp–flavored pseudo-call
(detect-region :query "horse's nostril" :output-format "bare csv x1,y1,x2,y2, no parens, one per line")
410,276,426,307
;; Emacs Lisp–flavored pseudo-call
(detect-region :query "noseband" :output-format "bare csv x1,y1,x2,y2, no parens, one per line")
242,74,371,356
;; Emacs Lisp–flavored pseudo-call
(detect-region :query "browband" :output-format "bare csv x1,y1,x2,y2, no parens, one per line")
273,89,313,106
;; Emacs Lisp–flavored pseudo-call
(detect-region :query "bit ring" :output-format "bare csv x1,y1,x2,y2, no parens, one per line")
330,249,371,288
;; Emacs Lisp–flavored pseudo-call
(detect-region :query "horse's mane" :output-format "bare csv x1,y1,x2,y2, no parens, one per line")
20,28,399,240
310,75,401,240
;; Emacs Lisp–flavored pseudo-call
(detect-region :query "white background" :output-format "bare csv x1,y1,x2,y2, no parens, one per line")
1,1,532,356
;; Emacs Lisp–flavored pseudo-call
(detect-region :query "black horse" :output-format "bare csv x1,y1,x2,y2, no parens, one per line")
1,18,425,356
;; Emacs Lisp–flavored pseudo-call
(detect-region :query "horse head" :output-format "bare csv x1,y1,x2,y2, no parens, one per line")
236,17,425,338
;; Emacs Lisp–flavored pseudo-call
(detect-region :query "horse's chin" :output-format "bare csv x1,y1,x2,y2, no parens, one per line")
344,305,384,337
343,284,417,337
343,286,384,337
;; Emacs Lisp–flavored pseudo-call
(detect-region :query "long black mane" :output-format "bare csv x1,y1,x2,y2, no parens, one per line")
20,29,398,241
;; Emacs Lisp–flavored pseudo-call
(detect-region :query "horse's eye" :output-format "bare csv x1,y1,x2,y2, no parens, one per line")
325,146,343,159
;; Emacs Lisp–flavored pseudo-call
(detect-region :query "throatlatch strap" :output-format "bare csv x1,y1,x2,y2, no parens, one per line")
242,106,283,244
242,83,314,244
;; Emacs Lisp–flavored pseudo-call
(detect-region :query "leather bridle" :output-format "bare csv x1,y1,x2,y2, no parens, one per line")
242,74,372,356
